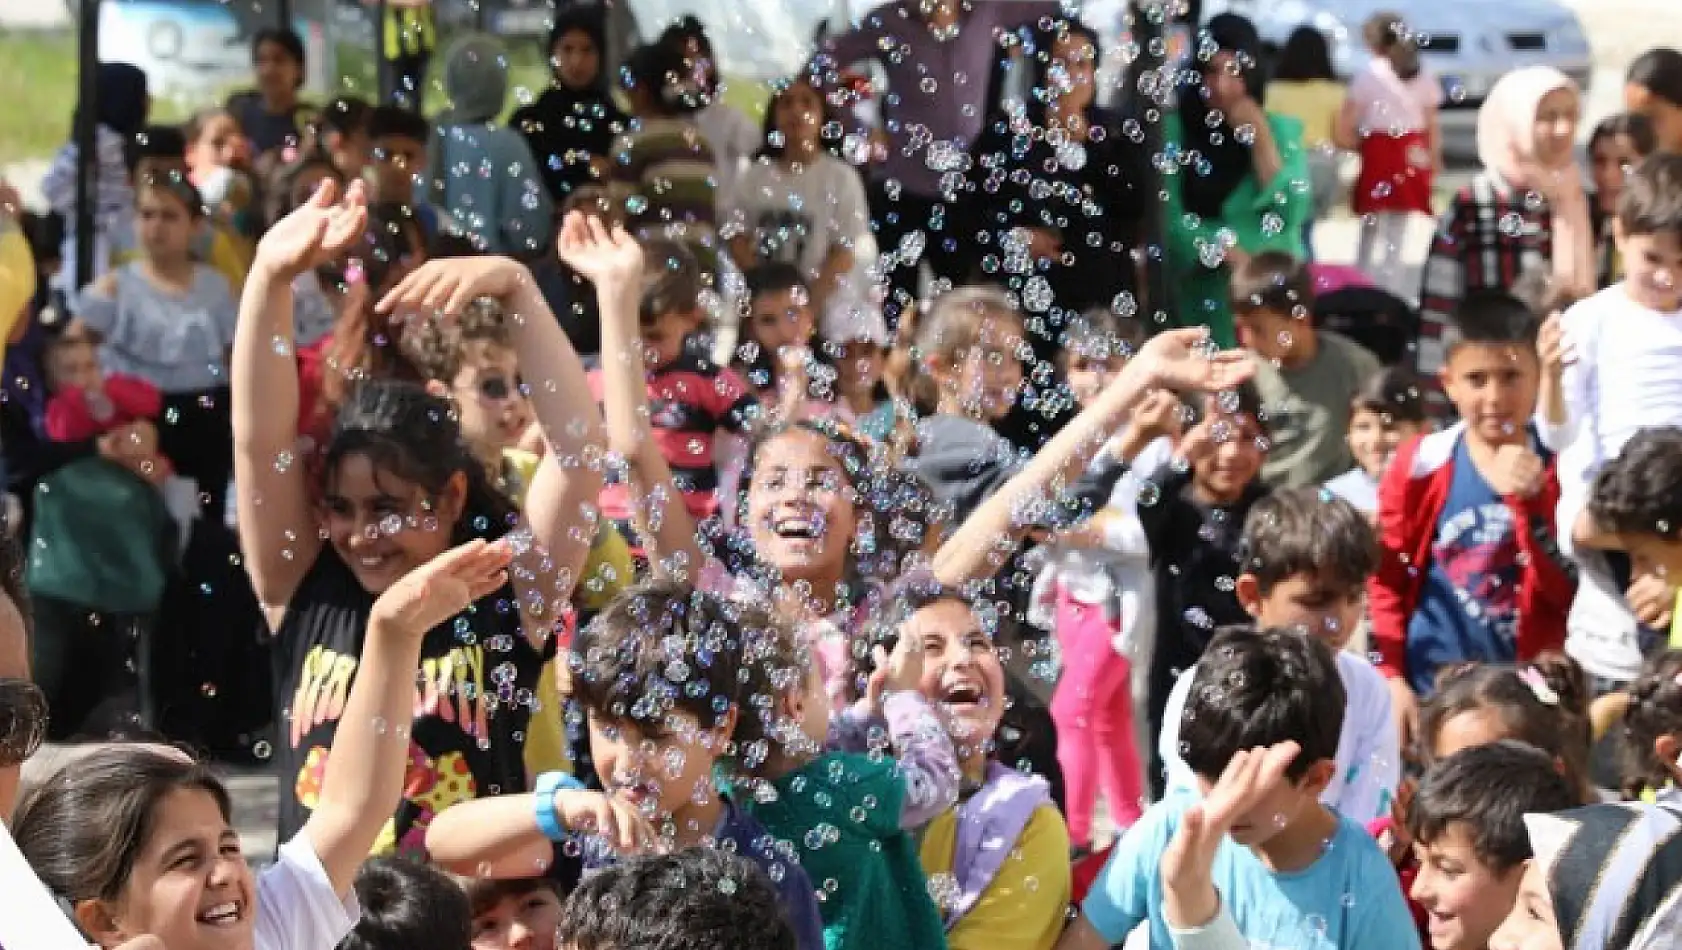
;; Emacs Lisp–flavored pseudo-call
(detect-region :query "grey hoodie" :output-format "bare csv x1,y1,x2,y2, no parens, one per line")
426,33,555,255
908,414,1127,529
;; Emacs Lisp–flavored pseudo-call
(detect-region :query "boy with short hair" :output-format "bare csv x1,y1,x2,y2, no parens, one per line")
366,105,454,243
1232,250,1382,489
315,96,373,183
1552,153,1682,687
424,581,826,950
1324,366,1430,517
338,856,472,950
586,240,758,535
1111,381,1272,796
556,849,797,950
1157,488,1400,827
1406,741,1577,950
1369,291,1577,740
1058,629,1420,950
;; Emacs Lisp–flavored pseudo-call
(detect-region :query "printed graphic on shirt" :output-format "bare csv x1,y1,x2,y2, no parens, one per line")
1431,501,1520,648
749,208,815,267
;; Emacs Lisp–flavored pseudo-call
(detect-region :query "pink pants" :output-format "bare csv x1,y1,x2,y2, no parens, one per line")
1050,586,1144,845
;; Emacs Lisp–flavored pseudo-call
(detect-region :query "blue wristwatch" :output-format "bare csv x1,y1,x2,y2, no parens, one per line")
534,771,587,842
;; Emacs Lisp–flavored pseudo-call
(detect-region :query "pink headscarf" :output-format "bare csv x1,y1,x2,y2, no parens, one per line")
1476,67,1595,297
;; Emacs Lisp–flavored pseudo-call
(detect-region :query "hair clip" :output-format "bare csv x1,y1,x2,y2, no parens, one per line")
1519,666,1560,706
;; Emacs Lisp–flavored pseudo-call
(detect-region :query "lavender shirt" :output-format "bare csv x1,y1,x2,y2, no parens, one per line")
819,0,1062,199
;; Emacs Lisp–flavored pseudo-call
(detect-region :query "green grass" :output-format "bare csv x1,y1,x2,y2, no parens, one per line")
0,26,770,167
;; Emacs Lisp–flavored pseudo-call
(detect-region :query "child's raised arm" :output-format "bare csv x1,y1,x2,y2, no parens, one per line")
933,329,1254,587
376,255,608,648
558,214,707,581
232,180,367,626
305,538,513,895
427,769,656,877
859,634,960,829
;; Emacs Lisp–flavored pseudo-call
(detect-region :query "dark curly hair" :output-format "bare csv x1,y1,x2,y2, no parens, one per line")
399,297,512,385
557,849,795,950
1619,650,1682,800
1587,427,1682,542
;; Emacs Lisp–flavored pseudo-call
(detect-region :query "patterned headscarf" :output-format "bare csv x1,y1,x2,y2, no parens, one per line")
1526,801,1682,950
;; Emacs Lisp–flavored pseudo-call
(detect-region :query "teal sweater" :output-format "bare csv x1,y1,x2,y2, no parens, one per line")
1161,111,1311,348
746,751,948,950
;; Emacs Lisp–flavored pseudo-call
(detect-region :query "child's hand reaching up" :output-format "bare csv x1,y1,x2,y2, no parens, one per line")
1129,328,1256,395
376,256,533,318
370,538,513,638
1162,741,1301,930
867,633,925,713
252,179,368,282
557,211,644,297
1538,313,1574,382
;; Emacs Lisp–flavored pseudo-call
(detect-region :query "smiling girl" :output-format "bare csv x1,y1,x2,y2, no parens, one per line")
15,538,516,950
232,180,606,855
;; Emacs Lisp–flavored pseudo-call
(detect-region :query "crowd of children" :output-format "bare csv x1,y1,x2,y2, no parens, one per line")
6,8,1682,950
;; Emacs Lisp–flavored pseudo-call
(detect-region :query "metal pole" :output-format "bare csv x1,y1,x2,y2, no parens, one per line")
377,0,391,103
1128,0,1171,326
276,0,292,36
73,0,99,292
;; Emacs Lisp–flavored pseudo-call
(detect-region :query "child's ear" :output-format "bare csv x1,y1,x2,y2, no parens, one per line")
424,379,450,399
73,899,125,949
1301,757,1337,797
1234,574,1263,618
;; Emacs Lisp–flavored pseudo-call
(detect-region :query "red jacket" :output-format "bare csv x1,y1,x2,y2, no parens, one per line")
1367,424,1574,683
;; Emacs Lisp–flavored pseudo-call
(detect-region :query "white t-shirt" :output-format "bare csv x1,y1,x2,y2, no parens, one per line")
1324,467,1380,515
1347,59,1442,134
256,833,361,950
1158,648,1400,826
697,101,763,195
722,154,872,285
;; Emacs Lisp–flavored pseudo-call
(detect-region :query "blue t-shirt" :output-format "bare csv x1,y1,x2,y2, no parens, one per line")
1082,792,1421,950
1404,435,1523,694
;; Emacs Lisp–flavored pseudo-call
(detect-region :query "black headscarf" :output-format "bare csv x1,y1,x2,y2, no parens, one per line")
547,5,611,97
1178,13,1265,220
79,62,149,140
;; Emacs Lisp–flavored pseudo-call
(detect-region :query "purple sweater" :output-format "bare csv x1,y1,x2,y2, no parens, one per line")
818,0,1062,198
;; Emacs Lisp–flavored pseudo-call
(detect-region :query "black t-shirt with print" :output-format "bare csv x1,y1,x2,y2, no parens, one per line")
270,547,554,856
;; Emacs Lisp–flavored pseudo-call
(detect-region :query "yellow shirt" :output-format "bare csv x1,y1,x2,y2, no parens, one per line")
1266,80,1347,149
0,227,35,363
504,448,636,777
919,804,1072,950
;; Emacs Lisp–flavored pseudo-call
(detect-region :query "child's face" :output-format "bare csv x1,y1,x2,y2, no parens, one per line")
320,454,465,594
472,887,562,950
451,342,532,457
326,129,371,180
586,710,729,831
833,338,884,400
1244,572,1365,652
1235,306,1312,365
47,339,101,393
934,314,1026,421
552,27,601,91
1192,768,1319,849
1063,351,1125,408
773,80,825,150
1050,32,1097,112
1348,407,1424,481
642,310,698,368
1623,531,1682,583
745,428,859,583
1614,226,1682,312
1531,89,1580,169
88,787,257,950
747,288,816,361
189,114,247,172
371,134,425,203
1188,408,1266,503
1590,133,1642,201
1433,708,1512,761
1487,860,1562,950
254,40,302,101
910,598,1008,764
136,188,199,262
1439,343,1540,448
1412,822,1526,950
1627,82,1682,154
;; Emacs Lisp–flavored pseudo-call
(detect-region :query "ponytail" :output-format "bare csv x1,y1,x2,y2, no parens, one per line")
1364,13,1421,82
